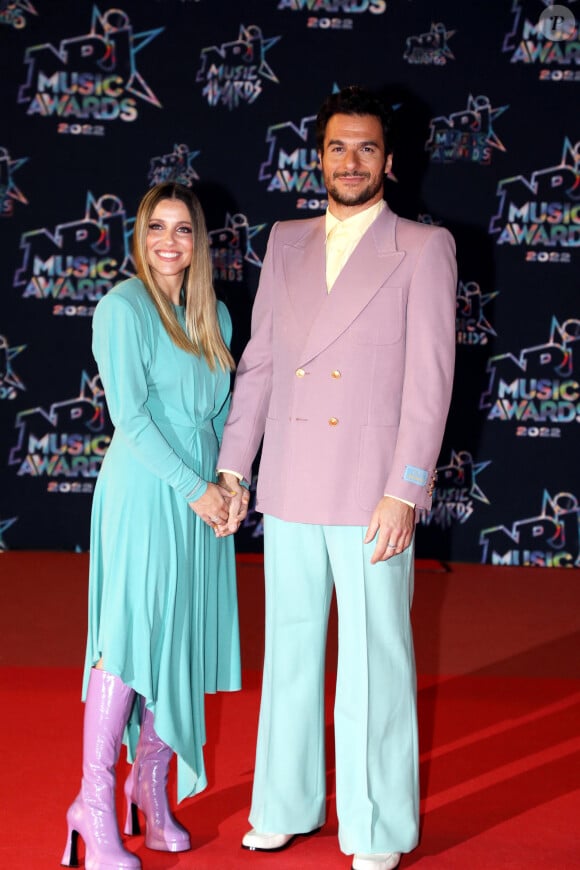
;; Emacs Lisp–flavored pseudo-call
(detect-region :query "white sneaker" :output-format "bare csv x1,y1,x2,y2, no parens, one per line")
241,830,296,851
352,853,401,870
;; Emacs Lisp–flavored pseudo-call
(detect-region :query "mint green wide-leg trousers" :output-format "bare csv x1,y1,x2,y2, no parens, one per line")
248,516,419,856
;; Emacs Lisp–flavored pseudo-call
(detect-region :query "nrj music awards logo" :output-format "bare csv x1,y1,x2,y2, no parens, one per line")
209,214,266,283
18,7,163,131
0,146,28,217
0,335,26,400
480,316,580,435
503,1,580,79
489,138,580,258
480,490,580,567
456,281,498,346
148,144,200,188
426,95,508,165
404,21,456,65
196,24,280,109
420,450,490,529
14,192,134,313
8,372,110,494
276,0,386,30
260,114,326,209
0,0,36,30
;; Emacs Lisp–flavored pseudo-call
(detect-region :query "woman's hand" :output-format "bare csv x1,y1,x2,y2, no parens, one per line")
189,482,232,531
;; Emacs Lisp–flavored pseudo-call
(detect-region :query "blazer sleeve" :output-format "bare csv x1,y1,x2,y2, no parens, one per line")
217,224,278,481
383,227,457,510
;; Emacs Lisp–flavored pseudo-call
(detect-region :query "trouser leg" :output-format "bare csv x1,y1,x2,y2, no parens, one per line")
248,516,333,833
325,527,419,856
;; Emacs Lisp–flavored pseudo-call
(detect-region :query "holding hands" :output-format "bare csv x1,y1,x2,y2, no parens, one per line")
188,474,250,537
216,472,250,536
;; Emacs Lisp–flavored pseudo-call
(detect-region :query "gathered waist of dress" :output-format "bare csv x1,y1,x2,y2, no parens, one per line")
167,417,214,431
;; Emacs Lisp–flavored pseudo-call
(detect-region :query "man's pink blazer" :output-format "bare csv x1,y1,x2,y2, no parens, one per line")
218,204,457,526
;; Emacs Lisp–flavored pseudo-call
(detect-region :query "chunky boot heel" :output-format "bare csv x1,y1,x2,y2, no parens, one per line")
123,795,141,837
60,824,79,867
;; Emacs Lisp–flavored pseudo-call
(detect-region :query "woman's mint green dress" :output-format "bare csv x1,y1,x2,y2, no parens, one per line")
82,277,241,802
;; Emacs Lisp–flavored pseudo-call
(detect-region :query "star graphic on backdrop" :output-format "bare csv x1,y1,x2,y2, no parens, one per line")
0,517,18,551
467,94,509,153
447,450,491,504
457,281,499,336
0,148,28,207
0,336,26,392
91,7,164,106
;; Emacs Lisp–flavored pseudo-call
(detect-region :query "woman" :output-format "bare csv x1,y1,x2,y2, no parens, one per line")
62,183,245,870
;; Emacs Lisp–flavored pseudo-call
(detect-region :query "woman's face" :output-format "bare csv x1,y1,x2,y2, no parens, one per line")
145,198,193,302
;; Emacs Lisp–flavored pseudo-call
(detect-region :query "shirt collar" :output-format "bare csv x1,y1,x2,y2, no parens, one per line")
325,198,386,240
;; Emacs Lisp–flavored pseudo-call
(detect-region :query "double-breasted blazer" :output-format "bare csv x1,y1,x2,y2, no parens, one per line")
218,204,457,526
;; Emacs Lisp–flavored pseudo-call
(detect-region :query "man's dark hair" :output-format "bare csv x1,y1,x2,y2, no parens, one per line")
315,85,393,155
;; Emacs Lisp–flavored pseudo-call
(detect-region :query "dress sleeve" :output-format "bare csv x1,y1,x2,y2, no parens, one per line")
212,301,233,445
92,292,207,502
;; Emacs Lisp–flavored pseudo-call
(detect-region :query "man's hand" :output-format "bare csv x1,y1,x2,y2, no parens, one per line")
364,496,415,564
216,471,250,536
188,482,231,530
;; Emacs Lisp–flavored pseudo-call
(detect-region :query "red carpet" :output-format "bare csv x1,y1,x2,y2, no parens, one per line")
0,553,579,869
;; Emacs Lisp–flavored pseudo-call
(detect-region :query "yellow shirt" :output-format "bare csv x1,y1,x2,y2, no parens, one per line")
325,199,385,291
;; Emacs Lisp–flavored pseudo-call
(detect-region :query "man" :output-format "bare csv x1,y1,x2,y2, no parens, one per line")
218,85,457,870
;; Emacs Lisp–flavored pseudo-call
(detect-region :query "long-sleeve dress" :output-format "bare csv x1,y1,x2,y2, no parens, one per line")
82,277,240,802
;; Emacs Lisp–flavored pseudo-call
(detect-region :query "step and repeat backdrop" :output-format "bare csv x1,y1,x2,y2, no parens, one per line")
0,1,578,566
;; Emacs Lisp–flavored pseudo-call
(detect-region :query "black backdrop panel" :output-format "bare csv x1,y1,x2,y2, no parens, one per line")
1,0,578,567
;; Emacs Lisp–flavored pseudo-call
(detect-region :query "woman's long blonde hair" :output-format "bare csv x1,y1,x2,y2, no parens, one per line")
133,182,234,372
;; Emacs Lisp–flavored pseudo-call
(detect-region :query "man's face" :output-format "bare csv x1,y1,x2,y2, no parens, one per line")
319,113,391,217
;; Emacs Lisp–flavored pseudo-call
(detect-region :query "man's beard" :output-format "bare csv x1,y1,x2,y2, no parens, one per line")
325,172,384,207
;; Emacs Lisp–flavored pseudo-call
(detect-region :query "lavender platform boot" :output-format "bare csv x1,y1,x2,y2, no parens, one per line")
62,668,140,869
123,704,190,852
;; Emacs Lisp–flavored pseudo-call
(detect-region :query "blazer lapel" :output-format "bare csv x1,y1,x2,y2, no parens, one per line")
282,217,327,330
298,206,405,365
